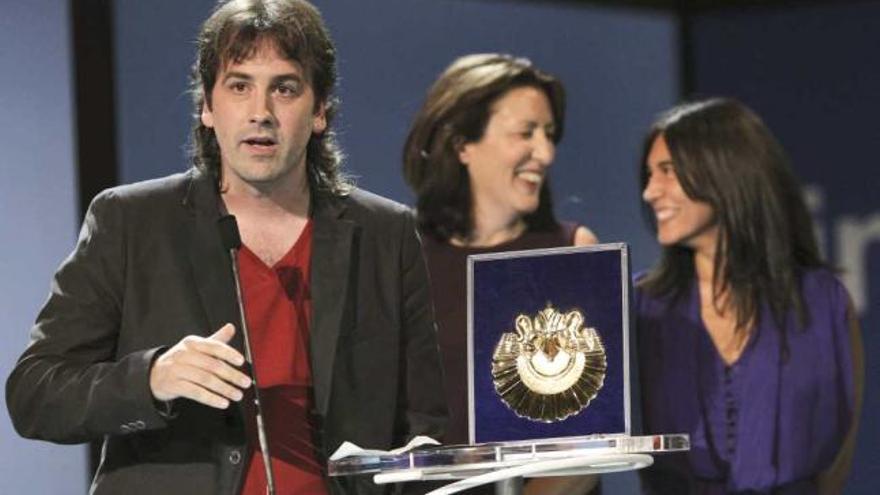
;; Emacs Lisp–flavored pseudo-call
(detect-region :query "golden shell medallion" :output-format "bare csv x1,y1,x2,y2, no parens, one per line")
491,303,606,422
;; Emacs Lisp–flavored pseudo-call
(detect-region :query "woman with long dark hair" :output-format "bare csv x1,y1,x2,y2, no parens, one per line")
404,53,598,494
636,98,863,494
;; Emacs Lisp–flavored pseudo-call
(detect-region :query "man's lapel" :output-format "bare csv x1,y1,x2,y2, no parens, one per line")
183,169,245,354
310,193,355,416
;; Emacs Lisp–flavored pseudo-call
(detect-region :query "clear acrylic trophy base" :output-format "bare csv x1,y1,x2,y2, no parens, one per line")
329,433,689,494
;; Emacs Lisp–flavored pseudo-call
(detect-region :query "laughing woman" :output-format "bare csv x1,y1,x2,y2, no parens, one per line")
403,54,598,494
636,98,863,495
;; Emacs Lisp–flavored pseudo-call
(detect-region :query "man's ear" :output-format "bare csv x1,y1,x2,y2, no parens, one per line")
201,100,214,128
312,101,327,134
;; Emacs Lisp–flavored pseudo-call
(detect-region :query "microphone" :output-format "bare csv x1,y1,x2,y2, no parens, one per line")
218,215,276,495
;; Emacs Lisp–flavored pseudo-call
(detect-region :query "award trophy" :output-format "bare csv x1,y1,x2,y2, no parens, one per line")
329,244,689,494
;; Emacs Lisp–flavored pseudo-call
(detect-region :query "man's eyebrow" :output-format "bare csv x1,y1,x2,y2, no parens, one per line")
272,73,304,84
220,72,304,83
221,71,253,82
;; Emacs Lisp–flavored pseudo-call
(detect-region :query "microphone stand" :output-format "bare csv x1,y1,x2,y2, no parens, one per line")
218,215,276,495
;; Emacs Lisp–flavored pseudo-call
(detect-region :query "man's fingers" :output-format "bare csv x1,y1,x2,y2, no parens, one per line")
151,355,249,406
173,379,231,410
177,351,252,390
209,323,235,343
149,326,252,404
175,364,245,402
197,324,245,367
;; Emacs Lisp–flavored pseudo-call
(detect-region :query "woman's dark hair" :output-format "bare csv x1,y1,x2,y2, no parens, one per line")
190,0,349,195
638,97,825,337
403,54,564,242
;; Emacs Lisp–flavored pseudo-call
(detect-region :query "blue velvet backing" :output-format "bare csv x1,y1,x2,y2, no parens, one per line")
470,247,627,443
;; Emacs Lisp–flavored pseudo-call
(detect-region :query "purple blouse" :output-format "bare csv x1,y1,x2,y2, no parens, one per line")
635,269,856,494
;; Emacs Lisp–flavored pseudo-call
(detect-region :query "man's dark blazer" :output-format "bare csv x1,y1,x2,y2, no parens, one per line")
6,168,447,494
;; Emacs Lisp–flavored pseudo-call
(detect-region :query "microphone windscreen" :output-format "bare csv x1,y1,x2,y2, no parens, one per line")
218,215,243,250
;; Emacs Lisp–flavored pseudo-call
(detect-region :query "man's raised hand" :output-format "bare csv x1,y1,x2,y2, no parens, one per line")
149,323,251,409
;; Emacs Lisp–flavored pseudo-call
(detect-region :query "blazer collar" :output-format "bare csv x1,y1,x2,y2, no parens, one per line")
181,167,222,217
182,168,245,353
310,190,355,416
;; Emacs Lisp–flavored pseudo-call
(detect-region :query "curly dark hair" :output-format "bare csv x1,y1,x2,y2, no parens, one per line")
638,98,825,339
402,54,565,242
189,0,349,195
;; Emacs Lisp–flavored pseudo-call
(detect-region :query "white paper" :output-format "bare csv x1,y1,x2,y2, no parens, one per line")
329,435,440,461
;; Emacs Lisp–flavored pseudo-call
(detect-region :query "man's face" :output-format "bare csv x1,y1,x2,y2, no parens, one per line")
201,40,326,192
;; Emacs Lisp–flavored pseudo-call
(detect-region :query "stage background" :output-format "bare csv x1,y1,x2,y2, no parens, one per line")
0,0,88,493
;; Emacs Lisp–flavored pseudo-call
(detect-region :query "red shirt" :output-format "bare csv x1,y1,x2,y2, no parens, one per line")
238,222,327,495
